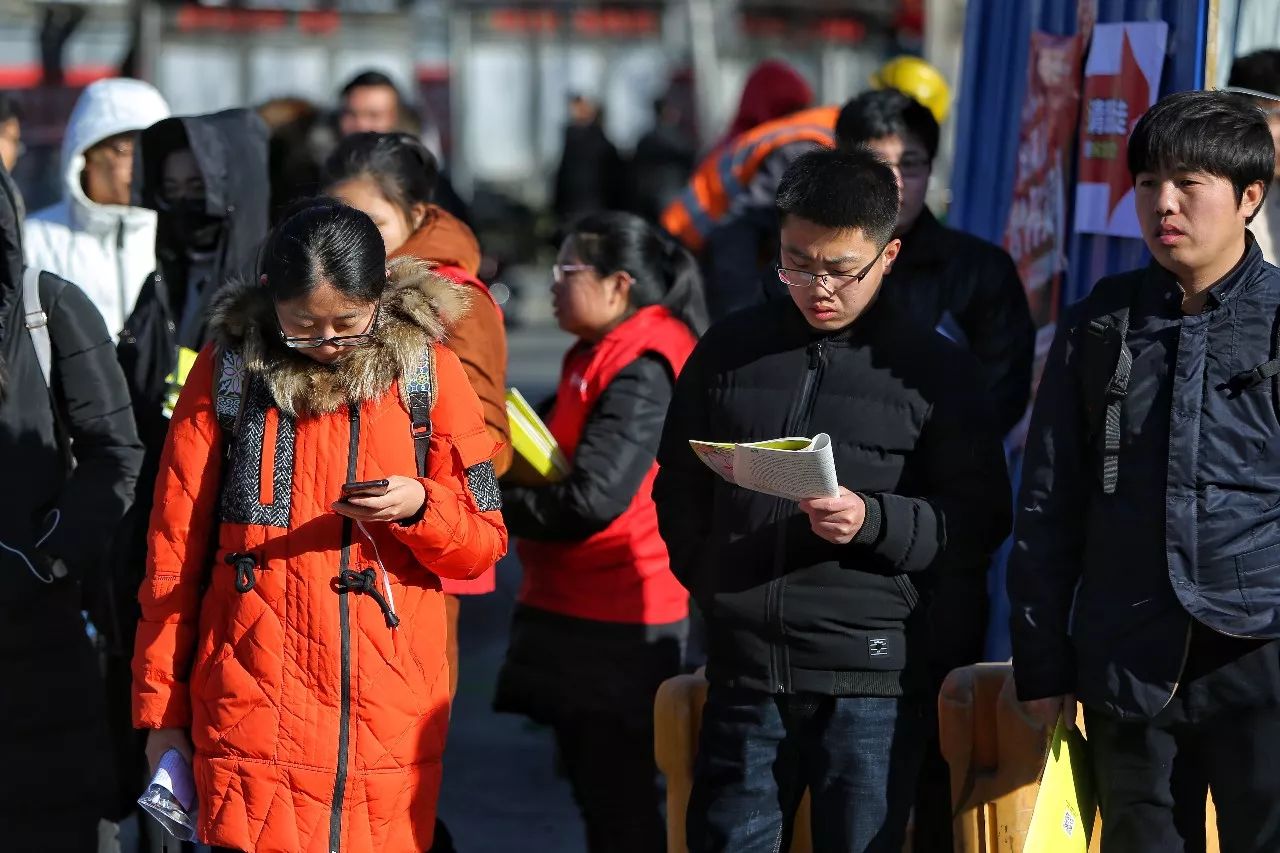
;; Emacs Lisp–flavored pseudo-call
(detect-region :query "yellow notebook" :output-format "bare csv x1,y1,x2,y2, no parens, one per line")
505,388,569,485
1025,719,1096,853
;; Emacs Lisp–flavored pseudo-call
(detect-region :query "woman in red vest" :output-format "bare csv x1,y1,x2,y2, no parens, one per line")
497,211,706,853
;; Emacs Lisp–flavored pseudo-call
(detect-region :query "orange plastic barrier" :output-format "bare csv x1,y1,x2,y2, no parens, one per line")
654,673,813,853
939,662,1219,853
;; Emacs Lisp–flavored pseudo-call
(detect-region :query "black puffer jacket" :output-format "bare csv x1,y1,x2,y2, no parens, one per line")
655,297,1010,697
0,166,143,847
886,210,1035,437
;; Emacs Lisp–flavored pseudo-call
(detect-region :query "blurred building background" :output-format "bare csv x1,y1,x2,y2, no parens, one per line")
0,0,945,212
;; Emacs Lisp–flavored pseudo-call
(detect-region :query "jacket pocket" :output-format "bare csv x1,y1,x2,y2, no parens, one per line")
1237,541,1280,616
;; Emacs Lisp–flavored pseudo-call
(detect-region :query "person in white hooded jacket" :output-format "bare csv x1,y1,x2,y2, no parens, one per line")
23,78,170,337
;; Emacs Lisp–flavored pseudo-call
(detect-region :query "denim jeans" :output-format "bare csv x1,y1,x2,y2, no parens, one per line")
687,685,927,853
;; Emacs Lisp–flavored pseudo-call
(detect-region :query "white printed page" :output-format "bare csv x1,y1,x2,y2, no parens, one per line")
734,433,839,501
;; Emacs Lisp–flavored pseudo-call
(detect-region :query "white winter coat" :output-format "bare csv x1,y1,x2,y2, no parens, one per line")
23,78,170,337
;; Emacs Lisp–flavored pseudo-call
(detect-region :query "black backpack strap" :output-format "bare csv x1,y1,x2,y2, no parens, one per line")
401,346,437,477
1226,305,1280,427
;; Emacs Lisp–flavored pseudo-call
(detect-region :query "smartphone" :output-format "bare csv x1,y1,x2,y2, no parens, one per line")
341,478,391,499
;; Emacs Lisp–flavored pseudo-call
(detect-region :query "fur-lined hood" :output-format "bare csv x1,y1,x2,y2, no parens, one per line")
209,256,470,416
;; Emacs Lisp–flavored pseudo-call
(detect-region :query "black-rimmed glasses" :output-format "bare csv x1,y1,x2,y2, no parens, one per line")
276,305,380,349
776,247,885,290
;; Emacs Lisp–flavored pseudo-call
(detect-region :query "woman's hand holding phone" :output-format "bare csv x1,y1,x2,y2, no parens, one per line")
332,475,426,523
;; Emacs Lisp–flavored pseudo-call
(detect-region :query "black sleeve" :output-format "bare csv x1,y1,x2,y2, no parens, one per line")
1006,318,1090,701
851,356,1012,577
40,278,146,577
653,339,715,595
959,248,1036,435
502,354,674,541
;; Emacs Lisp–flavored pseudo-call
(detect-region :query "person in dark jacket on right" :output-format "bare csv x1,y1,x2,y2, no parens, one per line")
1010,90,1280,853
835,88,1035,852
655,148,1010,853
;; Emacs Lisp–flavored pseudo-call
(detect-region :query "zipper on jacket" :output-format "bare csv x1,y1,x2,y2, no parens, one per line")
115,220,128,334
767,339,827,692
329,403,361,853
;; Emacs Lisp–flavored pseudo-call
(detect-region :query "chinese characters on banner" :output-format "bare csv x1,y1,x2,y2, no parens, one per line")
1074,22,1168,238
1004,32,1086,350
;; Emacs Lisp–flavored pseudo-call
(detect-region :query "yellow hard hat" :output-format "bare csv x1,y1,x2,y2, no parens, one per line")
870,56,952,125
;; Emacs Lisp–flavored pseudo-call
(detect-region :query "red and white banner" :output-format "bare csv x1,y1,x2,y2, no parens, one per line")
1073,22,1168,238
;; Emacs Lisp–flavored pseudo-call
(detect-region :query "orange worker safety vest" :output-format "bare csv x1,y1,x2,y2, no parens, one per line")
661,105,839,253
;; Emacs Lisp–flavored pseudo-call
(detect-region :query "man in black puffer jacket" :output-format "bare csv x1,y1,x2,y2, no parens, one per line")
0,165,143,850
654,148,1010,853
835,87,1034,852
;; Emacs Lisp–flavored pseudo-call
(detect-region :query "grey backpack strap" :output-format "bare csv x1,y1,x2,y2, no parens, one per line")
214,347,247,447
1075,277,1137,496
1097,309,1133,495
22,266,52,389
401,346,437,476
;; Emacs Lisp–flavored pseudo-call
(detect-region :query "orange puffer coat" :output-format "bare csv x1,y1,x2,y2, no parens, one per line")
132,260,508,853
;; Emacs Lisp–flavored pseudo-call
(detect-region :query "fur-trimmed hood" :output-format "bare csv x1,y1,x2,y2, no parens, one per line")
208,256,470,416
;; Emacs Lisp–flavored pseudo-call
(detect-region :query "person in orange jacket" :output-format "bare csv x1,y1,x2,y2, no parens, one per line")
325,131,511,703
131,200,507,853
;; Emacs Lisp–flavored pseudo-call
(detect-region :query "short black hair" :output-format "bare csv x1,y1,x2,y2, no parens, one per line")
775,148,900,247
340,70,402,102
0,93,22,125
835,89,939,161
1229,49,1280,99
1127,90,1273,206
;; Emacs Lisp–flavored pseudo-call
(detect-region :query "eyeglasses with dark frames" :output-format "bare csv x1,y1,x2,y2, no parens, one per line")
275,304,380,349
776,247,885,290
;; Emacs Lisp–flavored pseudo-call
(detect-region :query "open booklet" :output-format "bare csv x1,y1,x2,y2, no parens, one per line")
689,434,839,501
505,387,570,486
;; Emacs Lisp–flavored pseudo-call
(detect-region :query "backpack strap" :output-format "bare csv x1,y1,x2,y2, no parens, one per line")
1096,310,1133,494
214,347,247,450
401,345,437,477
1226,305,1280,427
1073,276,1138,495
22,266,52,389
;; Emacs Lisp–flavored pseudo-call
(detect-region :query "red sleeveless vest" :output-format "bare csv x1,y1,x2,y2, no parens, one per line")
517,305,696,625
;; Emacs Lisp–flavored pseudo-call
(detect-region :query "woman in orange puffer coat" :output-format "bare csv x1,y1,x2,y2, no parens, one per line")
131,201,507,853
325,132,511,702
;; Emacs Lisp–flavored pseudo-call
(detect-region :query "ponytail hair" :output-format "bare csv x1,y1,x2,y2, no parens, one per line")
322,131,439,221
567,211,709,335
